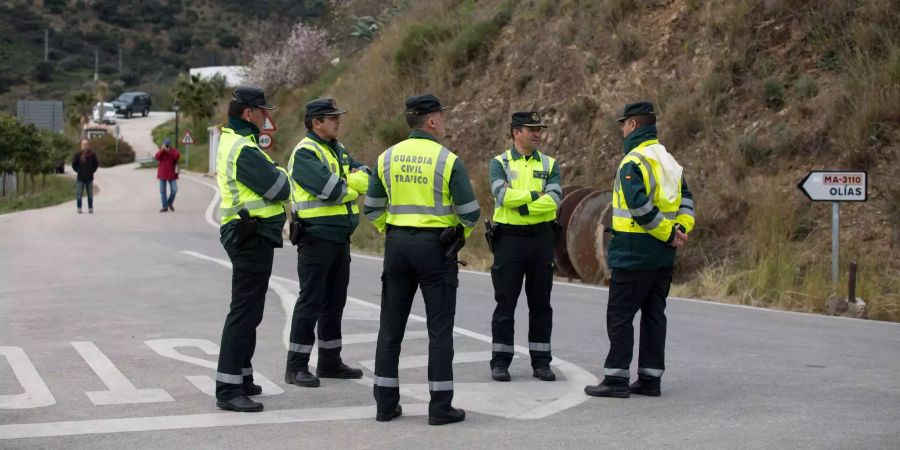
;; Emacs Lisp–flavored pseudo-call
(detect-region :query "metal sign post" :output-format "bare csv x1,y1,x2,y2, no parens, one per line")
798,170,867,293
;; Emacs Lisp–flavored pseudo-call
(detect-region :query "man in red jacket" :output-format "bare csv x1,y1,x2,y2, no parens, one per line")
155,138,181,212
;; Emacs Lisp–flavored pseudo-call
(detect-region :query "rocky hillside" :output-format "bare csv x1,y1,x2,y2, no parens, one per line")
258,0,900,320
0,0,334,111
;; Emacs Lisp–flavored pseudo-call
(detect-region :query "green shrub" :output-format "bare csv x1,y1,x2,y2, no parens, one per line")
794,74,818,99
376,116,409,147
514,72,533,93
87,134,135,167
762,77,785,109
736,132,772,166
889,50,900,83
614,24,646,63
445,1,515,70
394,21,452,72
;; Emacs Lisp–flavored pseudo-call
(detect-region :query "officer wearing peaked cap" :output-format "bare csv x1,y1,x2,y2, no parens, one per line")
487,111,562,383
214,86,291,413
364,94,480,425
284,98,368,388
585,101,695,398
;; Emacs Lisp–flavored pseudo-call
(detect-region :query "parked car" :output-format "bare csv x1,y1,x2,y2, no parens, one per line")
112,92,151,118
92,102,117,124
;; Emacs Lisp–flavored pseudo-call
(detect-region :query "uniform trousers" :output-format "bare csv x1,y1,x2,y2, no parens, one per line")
373,227,458,417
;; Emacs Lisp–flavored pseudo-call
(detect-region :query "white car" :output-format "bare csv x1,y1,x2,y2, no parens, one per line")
92,102,117,124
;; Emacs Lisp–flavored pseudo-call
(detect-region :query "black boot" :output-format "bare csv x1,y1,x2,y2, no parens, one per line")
317,362,363,379
584,376,630,398
428,407,466,426
243,381,263,396
216,395,263,412
491,366,511,382
286,368,320,387
629,377,661,397
532,366,557,381
376,405,403,422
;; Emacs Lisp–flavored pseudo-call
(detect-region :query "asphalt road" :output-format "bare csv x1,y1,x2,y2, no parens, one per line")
0,118,898,449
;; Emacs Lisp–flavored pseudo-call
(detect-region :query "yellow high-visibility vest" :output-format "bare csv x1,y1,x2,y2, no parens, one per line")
287,137,359,219
492,149,559,225
376,138,461,228
611,139,694,240
216,128,286,224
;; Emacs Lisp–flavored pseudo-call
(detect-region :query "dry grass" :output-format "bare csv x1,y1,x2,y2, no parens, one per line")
267,0,900,321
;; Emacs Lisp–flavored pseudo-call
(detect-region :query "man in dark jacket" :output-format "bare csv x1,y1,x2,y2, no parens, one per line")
72,139,99,214
584,102,695,398
155,138,181,212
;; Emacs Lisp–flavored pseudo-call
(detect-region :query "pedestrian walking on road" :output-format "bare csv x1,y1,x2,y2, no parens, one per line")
584,101,695,399
364,94,480,425
214,86,291,413
155,138,180,212
487,112,562,383
72,139,99,214
284,98,369,388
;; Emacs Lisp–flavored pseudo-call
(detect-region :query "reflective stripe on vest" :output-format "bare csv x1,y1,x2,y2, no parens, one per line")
287,137,358,219
611,139,681,236
492,149,558,225
215,128,284,224
378,139,461,228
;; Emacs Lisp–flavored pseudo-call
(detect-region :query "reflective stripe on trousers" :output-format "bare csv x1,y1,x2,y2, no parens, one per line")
374,376,399,388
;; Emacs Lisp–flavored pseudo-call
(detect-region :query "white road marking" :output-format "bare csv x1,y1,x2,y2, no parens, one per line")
144,339,283,397
182,250,599,420
0,404,429,440
180,174,220,229
71,341,174,405
0,346,55,409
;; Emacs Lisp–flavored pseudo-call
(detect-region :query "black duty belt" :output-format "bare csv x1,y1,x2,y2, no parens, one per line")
386,225,444,234
495,222,553,236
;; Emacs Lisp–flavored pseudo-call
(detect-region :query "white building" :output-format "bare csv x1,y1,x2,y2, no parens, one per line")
188,66,247,86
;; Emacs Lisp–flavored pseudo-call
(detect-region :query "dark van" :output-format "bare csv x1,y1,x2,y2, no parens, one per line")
112,92,152,118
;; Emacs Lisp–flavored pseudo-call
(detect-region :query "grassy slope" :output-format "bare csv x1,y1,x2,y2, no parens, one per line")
0,174,77,214
213,0,900,320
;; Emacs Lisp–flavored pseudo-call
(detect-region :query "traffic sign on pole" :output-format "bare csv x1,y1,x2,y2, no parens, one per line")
262,111,277,131
258,132,274,149
181,130,194,145
798,170,868,294
797,171,867,202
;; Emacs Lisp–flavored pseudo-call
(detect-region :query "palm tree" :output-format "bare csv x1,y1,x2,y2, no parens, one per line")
68,91,95,135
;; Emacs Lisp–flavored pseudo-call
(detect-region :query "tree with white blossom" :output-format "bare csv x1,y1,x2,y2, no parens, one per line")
243,22,332,90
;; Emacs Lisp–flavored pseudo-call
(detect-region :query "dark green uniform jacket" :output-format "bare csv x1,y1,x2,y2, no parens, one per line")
607,125,694,270
290,131,370,243
220,117,290,248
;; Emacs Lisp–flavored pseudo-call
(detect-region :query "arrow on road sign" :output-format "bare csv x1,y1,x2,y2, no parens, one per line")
797,170,867,202
181,130,194,145
258,132,273,149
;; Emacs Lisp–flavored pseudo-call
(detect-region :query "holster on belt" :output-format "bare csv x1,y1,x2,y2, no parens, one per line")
440,224,467,266
484,219,497,253
233,208,258,246
552,219,563,244
288,211,305,246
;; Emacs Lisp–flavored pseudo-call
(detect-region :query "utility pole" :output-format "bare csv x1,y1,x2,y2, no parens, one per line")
94,48,99,82
44,29,48,62
118,47,122,75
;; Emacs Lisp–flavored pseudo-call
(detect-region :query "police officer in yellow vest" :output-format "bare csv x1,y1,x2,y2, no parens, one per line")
215,86,291,413
584,101,695,398
364,94,480,425
284,99,368,387
487,112,562,383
